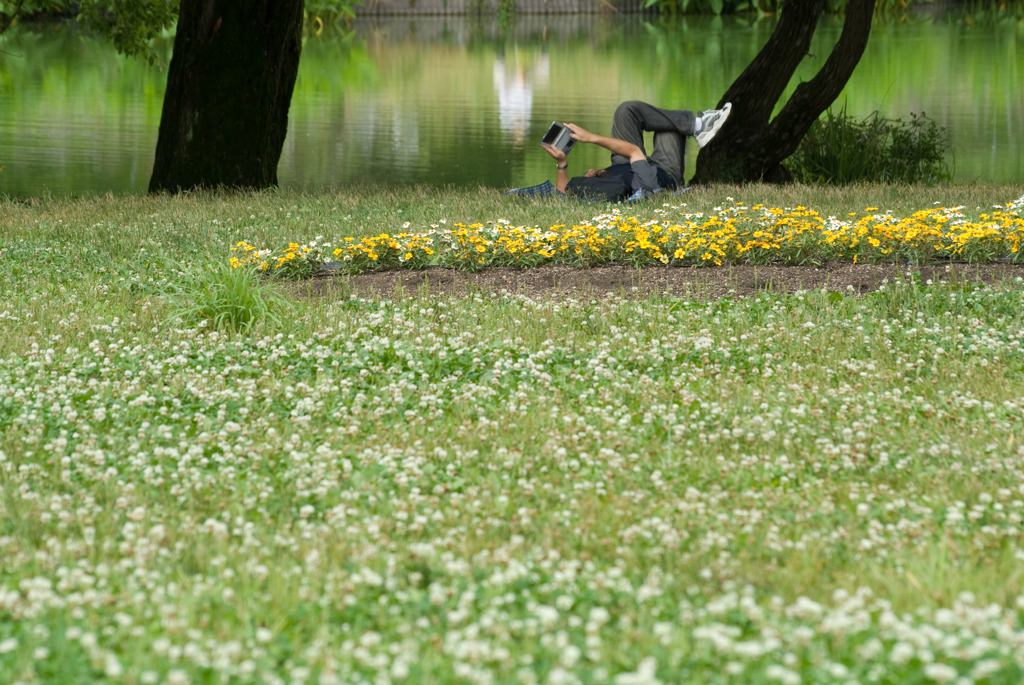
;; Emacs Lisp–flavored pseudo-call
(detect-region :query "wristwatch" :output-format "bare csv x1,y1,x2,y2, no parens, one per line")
556,163,568,170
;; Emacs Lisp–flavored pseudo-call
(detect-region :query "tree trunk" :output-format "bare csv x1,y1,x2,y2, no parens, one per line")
693,0,877,185
149,0,304,193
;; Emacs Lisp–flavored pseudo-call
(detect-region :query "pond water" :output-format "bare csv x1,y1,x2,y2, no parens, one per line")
1,14,1021,197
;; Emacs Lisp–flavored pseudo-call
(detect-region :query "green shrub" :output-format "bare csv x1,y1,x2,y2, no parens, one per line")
788,106,952,185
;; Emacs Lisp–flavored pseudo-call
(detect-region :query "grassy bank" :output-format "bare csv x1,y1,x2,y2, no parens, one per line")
3,184,1024,684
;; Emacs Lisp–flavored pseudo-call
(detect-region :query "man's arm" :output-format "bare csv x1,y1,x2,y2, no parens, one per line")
540,123,647,192
541,143,571,192
564,123,646,164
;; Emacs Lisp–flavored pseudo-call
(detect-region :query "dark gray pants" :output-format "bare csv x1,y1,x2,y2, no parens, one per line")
610,101,696,185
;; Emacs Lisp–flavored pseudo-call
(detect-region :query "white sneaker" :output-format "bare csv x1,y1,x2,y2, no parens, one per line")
695,102,732,148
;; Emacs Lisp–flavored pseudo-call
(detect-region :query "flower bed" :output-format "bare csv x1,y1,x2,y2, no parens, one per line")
230,196,1024,277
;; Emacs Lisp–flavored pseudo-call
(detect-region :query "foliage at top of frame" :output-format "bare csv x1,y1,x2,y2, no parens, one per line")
1,0,357,65
6,0,1024,20
641,0,1024,18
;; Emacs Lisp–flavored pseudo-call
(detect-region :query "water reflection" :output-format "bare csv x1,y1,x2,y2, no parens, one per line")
493,46,550,146
0,15,1021,197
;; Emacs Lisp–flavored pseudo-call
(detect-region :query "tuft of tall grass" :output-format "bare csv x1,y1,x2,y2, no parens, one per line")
163,258,290,332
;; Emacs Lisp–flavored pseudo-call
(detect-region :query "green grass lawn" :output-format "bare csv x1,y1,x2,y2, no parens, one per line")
2,184,1024,684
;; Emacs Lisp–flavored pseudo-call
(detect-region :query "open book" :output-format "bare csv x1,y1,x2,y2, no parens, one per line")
541,122,576,156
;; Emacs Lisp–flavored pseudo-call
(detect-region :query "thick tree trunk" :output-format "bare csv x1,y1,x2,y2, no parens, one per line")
149,0,304,193
693,0,877,185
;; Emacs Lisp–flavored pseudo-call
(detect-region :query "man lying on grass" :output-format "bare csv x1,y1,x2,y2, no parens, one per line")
509,100,731,202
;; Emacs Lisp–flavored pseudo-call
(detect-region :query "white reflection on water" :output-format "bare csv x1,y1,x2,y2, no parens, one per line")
493,46,550,146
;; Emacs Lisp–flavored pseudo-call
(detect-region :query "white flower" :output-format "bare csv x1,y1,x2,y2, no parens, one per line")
972,659,1004,679
785,596,824,620
167,670,191,685
923,663,958,683
692,336,714,351
614,657,661,685
588,607,610,626
103,652,123,678
535,605,559,629
889,641,915,665
765,664,801,685
391,658,410,679
560,645,582,668
547,666,581,685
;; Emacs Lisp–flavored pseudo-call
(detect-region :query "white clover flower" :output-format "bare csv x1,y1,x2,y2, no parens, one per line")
785,596,824,620
613,657,661,685
825,662,848,678
103,652,123,678
652,622,673,642
972,658,1005,679
692,336,714,351
535,605,559,629
889,641,915,665
166,670,191,685
547,666,581,685
764,664,801,685
391,658,410,679
922,662,958,683
560,645,582,668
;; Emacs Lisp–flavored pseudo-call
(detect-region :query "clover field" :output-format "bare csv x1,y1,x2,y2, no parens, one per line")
3,185,1024,684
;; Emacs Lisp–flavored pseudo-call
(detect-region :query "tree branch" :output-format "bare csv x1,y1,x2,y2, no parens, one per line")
765,0,877,167
0,0,26,37
718,0,827,126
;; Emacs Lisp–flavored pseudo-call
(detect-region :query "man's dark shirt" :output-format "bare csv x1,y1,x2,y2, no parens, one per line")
603,162,678,193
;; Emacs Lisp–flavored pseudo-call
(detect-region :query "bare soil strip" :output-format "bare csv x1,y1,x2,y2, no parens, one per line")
293,262,1024,300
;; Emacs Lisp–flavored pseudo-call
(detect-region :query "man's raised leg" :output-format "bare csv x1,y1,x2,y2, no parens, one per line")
651,131,686,187
609,101,697,166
